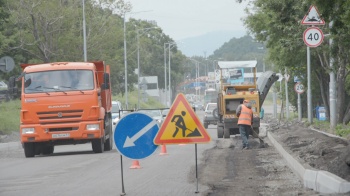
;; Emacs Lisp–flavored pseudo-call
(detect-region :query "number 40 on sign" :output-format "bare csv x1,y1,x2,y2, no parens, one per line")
303,27,324,47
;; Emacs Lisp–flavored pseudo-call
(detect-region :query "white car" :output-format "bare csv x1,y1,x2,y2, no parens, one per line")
203,103,217,128
112,101,123,129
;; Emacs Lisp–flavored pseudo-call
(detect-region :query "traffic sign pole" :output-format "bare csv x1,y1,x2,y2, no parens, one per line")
298,93,302,121
301,5,325,124
307,46,312,124
294,82,305,122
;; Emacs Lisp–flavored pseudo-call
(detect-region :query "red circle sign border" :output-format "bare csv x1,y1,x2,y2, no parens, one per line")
303,27,324,47
294,83,305,94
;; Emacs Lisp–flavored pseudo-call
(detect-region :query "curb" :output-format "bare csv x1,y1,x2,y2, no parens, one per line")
267,131,350,194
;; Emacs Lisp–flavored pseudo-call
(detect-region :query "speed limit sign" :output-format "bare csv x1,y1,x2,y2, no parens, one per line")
294,83,305,94
303,27,324,47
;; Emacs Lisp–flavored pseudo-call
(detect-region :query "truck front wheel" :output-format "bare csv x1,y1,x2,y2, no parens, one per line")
24,143,35,158
104,116,113,151
92,138,104,153
104,135,113,151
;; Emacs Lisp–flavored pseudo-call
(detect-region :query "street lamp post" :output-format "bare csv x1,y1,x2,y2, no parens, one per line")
123,13,128,109
164,43,167,106
167,42,176,106
137,27,158,109
163,42,177,107
188,58,201,101
122,10,152,109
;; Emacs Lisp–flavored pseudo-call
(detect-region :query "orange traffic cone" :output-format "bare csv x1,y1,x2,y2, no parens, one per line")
129,160,141,169
159,144,168,155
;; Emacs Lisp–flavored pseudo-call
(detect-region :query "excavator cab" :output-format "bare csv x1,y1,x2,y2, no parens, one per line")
214,61,278,138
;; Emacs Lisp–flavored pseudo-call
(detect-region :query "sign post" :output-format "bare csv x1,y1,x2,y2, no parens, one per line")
301,5,325,124
294,82,305,121
114,112,159,195
155,93,211,193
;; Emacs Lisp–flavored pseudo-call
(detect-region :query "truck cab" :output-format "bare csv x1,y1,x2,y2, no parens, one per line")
20,61,113,157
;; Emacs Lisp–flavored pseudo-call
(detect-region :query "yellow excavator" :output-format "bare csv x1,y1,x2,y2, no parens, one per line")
213,61,279,138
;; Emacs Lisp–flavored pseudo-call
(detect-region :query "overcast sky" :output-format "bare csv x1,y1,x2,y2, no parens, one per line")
126,0,249,40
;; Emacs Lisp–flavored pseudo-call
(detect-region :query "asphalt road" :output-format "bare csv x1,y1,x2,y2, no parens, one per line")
0,108,313,196
0,110,217,196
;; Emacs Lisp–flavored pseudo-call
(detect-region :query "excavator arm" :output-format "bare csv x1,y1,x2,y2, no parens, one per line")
256,71,279,109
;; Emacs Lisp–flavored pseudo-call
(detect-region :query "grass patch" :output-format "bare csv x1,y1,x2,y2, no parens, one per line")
335,124,350,138
0,100,21,134
113,90,166,110
303,118,350,138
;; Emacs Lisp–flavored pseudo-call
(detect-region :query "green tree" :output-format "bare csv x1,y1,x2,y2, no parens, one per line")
242,0,350,125
0,0,188,103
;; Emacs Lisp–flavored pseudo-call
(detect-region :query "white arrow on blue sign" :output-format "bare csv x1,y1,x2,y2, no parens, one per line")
114,112,159,159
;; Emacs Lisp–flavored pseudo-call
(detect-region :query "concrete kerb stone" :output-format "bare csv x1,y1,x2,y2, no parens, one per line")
267,130,350,194
267,131,306,179
303,169,318,191
316,171,350,193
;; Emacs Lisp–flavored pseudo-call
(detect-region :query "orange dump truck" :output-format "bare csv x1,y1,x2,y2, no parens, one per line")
19,61,113,157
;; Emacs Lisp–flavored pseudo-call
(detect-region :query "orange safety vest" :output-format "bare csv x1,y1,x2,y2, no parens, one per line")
238,104,253,125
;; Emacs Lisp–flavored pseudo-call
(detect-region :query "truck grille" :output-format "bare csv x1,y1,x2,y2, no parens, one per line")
37,110,83,124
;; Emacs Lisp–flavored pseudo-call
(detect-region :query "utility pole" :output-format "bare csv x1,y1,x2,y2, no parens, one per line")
285,68,290,119
329,21,336,130
82,0,87,61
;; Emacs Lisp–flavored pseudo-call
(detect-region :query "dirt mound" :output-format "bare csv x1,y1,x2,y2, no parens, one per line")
265,117,350,182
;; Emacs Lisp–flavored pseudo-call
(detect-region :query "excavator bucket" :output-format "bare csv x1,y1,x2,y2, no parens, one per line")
257,71,279,109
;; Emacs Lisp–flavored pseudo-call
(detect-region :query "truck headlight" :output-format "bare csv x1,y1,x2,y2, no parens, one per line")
22,128,35,134
87,124,100,131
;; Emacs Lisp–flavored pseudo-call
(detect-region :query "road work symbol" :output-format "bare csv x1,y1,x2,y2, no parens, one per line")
154,93,211,145
171,111,201,138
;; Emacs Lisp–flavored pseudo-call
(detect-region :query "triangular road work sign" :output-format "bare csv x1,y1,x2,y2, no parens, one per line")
301,5,325,25
154,93,211,145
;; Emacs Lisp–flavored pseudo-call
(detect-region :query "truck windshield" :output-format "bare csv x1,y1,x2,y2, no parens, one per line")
24,70,94,94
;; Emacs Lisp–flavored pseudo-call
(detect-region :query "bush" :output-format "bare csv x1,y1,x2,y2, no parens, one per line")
0,100,21,134
335,124,350,137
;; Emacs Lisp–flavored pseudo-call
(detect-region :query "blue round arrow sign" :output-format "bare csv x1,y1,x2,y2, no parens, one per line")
114,112,159,159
